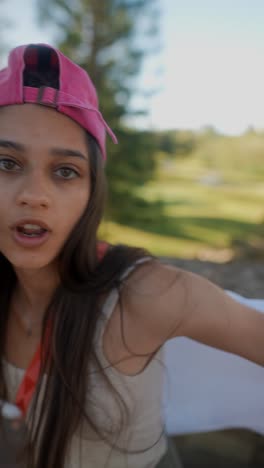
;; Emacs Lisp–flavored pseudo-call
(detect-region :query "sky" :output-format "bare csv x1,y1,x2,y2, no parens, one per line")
2,0,264,135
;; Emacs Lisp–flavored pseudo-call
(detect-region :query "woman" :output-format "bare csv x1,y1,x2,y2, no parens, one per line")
0,43,262,468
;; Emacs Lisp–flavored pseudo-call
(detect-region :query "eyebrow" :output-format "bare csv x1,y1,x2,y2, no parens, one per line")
50,148,87,160
0,139,24,152
0,139,88,161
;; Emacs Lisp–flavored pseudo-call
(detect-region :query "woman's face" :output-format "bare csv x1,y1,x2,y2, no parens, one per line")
0,104,91,271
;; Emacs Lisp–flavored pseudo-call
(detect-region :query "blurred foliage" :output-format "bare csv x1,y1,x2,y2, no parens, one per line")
36,0,160,219
101,128,264,260
155,129,197,157
105,127,158,221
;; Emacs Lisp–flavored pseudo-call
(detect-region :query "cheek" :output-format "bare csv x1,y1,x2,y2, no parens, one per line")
70,184,90,213
57,185,90,232
0,182,13,199
0,186,14,223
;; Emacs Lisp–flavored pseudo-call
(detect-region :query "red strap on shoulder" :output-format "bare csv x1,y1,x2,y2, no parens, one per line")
96,241,109,261
15,345,42,416
15,241,109,416
16,242,109,416
15,322,51,416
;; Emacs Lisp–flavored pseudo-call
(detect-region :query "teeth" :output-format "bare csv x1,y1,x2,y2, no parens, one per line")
21,224,44,230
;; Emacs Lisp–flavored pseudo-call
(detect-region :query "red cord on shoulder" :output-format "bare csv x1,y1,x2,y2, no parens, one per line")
96,241,109,261
16,244,108,416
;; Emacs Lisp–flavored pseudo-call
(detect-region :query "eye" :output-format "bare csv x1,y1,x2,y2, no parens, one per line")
0,158,20,172
55,167,80,179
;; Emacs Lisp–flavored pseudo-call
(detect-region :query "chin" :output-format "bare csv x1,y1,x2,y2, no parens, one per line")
2,251,57,272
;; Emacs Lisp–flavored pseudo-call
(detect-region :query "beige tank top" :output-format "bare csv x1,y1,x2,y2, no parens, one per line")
3,261,167,467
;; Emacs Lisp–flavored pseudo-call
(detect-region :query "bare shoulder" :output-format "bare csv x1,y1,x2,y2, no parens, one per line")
102,259,187,375
118,259,264,366
118,259,188,351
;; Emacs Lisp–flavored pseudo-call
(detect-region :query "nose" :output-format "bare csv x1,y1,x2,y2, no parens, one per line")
16,172,51,209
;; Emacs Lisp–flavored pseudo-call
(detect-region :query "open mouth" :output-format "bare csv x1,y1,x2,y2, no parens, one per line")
16,225,48,238
11,220,51,247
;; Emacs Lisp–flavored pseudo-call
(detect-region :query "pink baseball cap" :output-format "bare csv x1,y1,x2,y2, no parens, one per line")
0,43,118,160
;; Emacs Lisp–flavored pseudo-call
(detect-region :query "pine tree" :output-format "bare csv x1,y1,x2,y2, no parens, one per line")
36,0,160,222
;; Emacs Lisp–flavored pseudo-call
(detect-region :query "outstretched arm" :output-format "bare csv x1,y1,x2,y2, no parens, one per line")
123,260,264,366
173,267,264,366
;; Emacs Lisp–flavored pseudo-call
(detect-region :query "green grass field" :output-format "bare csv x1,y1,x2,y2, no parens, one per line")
100,151,264,261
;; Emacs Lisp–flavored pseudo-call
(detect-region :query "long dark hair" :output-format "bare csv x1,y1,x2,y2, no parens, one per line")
0,68,151,467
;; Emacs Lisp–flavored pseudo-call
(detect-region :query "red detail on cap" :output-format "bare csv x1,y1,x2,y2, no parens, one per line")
24,46,38,68
24,45,59,72
50,50,59,68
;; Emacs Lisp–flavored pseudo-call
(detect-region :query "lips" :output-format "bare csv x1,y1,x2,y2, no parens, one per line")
11,218,51,232
10,218,52,248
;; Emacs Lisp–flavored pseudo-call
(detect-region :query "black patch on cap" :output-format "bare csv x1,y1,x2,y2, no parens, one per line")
23,44,60,89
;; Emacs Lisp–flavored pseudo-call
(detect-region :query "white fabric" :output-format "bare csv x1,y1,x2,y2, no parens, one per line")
163,291,264,436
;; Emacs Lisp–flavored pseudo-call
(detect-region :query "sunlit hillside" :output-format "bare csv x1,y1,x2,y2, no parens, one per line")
101,130,264,261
